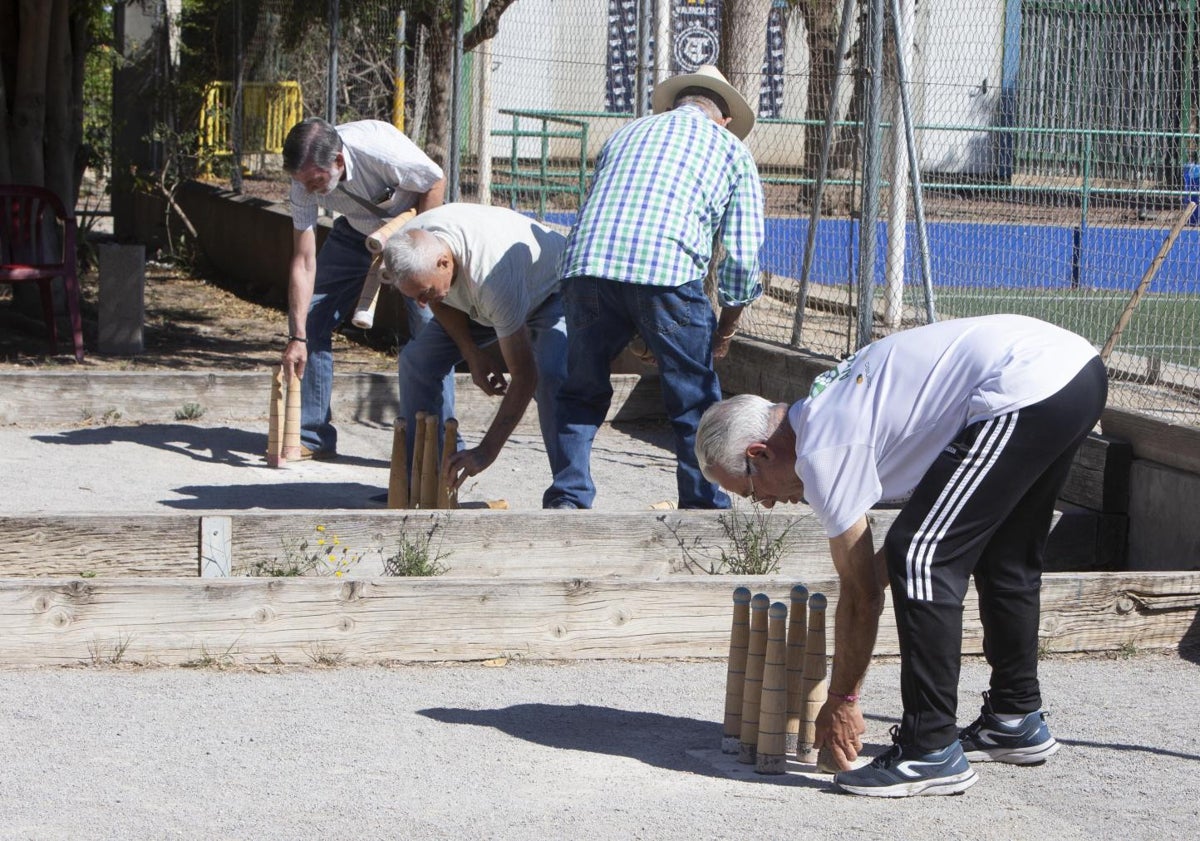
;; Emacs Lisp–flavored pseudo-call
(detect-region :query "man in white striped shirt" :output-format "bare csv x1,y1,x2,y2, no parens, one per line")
694,314,1106,797
281,118,448,460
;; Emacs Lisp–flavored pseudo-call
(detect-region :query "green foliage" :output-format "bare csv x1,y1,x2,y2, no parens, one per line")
175,402,206,421
666,502,800,576
249,526,364,577
381,521,451,577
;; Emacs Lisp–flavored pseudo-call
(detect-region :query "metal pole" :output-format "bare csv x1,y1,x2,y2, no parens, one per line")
883,0,912,328
475,7,493,205
326,0,339,124
654,0,671,87
789,0,856,349
636,0,653,117
447,0,465,201
856,0,886,349
890,0,937,323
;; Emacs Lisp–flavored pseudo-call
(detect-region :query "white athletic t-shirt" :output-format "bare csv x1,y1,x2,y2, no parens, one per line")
402,203,566,337
788,314,1099,538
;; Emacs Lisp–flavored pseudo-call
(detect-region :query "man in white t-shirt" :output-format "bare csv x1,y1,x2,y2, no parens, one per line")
280,117,450,460
380,203,567,494
694,315,1107,797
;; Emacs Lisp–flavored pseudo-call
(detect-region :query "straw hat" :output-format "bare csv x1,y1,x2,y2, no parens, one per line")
651,65,756,139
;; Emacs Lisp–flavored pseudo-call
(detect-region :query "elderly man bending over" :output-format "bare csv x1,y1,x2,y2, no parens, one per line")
382,203,567,494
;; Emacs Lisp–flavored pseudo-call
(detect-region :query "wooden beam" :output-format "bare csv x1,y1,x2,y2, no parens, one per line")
1102,406,1200,476
0,510,887,580
0,571,1194,667
0,371,664,428
1058,433,1132,514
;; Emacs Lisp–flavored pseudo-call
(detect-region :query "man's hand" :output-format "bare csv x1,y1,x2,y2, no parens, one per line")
442,444,499,492
282,339,308,380
712,330,735,360
814,697,867,771
465,349,508,396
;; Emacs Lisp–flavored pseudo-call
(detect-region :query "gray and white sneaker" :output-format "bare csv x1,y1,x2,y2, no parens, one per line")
958,691,1060,765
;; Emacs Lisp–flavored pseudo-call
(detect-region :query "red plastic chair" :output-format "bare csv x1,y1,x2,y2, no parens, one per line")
0,184,85,362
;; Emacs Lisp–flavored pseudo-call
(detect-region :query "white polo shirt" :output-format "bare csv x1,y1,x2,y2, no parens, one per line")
402,203,566,338
289,120,443,236
789,314,1100,537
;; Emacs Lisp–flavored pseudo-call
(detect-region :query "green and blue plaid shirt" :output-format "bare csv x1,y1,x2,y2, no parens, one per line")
559,104,765,307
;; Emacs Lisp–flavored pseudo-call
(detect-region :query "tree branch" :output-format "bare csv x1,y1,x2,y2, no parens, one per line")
463,0,520,52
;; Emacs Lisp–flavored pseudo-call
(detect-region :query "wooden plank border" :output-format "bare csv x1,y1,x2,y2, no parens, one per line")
0,572,1195,667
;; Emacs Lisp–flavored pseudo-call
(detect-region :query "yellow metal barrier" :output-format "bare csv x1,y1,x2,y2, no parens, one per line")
199,81,303,170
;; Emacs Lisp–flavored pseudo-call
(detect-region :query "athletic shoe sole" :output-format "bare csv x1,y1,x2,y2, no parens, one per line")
835,768,978,797
963,737,1059,765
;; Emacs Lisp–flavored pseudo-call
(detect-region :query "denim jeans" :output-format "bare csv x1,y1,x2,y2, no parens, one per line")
301,217,455,453
544,275,731,509
397,291,568,478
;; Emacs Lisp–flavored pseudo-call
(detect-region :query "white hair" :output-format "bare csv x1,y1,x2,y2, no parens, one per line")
380,228,442,285
694,394,778,480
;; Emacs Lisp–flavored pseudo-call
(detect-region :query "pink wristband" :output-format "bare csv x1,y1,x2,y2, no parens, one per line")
829,691,860,703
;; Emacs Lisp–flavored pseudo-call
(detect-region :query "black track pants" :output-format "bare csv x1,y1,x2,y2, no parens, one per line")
884,356,1108,752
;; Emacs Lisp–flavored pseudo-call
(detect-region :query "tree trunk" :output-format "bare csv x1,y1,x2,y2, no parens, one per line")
11,0,53,185
44,0,74,206
423,15,454,167
798,0,842,208
720,0,772,109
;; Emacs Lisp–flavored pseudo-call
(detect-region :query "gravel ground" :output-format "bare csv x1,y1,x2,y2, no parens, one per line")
0,653,1196,840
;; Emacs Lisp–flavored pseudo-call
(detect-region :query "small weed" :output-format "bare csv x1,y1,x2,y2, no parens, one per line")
80,407,122,425
181,640,240,669
79,570,97,579
666,501,798,575
248,525,364,578
381,521,451,576
1116,640,1138,659
88,633,134,666
175,402,205,421
306,643,346,666
1037,638,1052,660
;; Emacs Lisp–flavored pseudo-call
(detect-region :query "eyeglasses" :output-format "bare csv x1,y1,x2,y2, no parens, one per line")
744,454,756,502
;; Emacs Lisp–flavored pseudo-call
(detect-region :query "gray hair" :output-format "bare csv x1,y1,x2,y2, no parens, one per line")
380,229,443,286
674,90,728,120
282,117,343,173
695,394,778,481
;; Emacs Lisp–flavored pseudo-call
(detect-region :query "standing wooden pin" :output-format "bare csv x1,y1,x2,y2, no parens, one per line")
756,601,790,774
266,367,286,467
437,418,459,509
799,592,829,767
281,371,302,462
721,587,752,754
410,411,427,509
785,583,809,755
420,413,440,509
738,593,771,765
387,417,409,509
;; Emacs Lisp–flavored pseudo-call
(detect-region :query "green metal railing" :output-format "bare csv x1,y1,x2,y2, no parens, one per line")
492,109,594,218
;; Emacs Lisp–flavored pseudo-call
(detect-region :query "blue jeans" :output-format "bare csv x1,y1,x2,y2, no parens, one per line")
301,218,455,453
397,291,568,477
544,276,730,509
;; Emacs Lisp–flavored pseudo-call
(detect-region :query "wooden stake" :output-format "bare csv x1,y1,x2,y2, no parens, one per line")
756,601,789,774
364,208,417,254
721,587,752,754
266,367,285,467
351,256,384,330
420,413,439,509
387,418,408,509
738,593,770,765
798,592,828,766
410,411,427,509
1101,202,1197,363
785,583,809,755
281,372,302,461
437,418,458,509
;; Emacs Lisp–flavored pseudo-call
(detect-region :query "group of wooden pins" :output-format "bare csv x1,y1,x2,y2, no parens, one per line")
386,412,458,510
266,372,457,512
723,584,835,775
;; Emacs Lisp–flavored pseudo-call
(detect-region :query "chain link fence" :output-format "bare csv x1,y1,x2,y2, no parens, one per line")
198,0,1200,426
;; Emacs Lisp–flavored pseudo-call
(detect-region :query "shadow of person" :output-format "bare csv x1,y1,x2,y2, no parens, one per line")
165,481,386,510
31,423,387,469
418,702,831,788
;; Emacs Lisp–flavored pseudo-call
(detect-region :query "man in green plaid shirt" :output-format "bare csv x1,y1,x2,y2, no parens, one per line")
543,65,765,510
